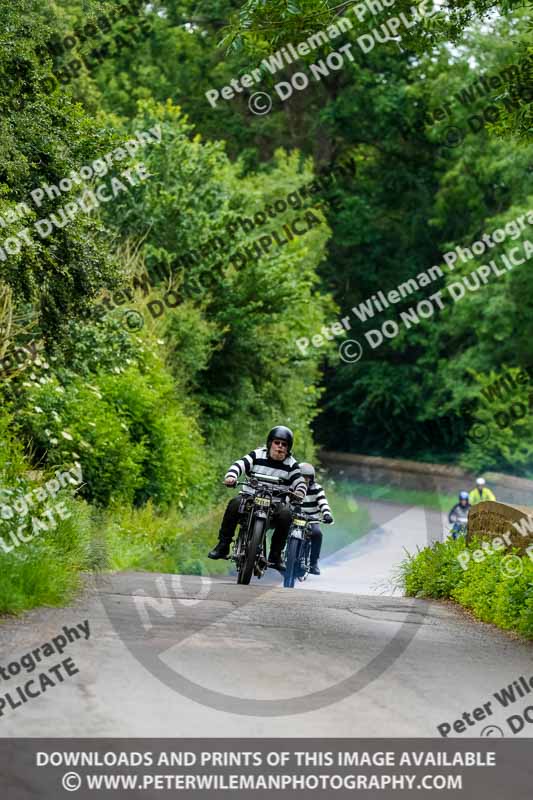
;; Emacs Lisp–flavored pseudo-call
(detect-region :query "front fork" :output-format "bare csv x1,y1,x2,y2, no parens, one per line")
287,528,310,579
232,506,271,576
251,509,270,577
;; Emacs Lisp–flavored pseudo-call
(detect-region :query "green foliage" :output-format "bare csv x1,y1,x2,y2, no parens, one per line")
0,414,100,615
461,367,533,475
14,373,147,507
400,537,468,598
1,0,531,621
0,0,120,335
400,536,533,638
103,500,232,576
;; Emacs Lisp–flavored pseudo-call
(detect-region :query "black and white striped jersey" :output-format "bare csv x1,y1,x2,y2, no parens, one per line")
225,446,306,500
301,481,331,520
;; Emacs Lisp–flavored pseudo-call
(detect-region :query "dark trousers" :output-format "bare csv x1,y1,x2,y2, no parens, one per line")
218,497,292,557
308,523,323,565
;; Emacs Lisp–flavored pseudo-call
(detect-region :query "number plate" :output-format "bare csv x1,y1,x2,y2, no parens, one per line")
293,518,306,526
254,497,271,507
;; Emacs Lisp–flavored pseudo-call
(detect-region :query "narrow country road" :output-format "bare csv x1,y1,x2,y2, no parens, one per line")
1,498,531,738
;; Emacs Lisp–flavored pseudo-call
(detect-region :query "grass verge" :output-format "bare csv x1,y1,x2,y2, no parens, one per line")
330,478,457,513
398,536,533,638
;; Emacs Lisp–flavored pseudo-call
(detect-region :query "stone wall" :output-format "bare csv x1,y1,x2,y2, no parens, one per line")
466,501,533,552
319,450,533,506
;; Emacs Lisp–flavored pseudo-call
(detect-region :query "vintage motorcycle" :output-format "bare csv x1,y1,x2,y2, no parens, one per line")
283,508,333,589
231,473,295,585
449,507,469,539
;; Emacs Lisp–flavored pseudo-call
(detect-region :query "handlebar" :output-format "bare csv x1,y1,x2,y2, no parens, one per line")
223,478,303,499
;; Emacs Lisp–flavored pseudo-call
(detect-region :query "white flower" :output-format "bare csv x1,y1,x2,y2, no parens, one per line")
55,385,65,393
34,406,44,413
61,431,73,441
52,411,61,421
50,438,59,445
72,452,80,458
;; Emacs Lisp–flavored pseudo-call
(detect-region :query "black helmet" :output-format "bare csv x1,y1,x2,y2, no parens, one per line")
300,462,315,481
267,425,294,454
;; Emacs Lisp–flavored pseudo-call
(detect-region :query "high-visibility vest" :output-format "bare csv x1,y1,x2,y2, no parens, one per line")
469,487,496,505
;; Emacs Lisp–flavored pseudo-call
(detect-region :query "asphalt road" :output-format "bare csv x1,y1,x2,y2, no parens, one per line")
1,497,532,737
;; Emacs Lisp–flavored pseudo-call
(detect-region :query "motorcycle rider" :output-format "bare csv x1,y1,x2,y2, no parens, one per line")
448,491,470,539
469,476,496,506
207,426,307,570
299,462,334,575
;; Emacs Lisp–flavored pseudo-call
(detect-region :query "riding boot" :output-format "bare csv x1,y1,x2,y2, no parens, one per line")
208,496,240,558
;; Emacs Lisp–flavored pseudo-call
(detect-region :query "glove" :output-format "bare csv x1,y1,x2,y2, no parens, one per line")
323,513,333,524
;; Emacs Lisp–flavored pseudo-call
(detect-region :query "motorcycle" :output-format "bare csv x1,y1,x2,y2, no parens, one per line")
283,509,332,589
231,474,293,585
449,511,468,540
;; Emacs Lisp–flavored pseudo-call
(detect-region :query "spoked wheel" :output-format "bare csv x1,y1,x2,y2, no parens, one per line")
283,537,301,588
238,517,264,585
297,541,311,581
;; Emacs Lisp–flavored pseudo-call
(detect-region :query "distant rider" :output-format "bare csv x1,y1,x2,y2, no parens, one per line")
208,426,306,570
448,491,470,539
468,477,496,506
299,462,334,575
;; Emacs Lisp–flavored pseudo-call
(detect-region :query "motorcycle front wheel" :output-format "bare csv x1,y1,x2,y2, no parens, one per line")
238,516,265,585
283,537,301,589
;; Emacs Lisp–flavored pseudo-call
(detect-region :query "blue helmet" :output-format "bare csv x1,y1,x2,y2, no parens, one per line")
459,491,469,501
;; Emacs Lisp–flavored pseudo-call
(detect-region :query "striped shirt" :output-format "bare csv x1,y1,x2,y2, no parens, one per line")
301,481,331,520
225,446,306,500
